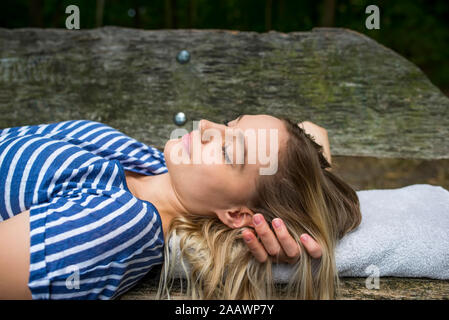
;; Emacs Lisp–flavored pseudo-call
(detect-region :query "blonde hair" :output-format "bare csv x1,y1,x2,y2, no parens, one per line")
156,118,362,299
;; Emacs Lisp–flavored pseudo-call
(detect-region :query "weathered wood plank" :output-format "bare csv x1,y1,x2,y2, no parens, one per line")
0,27,448,159
118,267,449,300
338,277,449,300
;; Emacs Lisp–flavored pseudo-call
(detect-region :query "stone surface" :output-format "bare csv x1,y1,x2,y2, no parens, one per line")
1,27,448,159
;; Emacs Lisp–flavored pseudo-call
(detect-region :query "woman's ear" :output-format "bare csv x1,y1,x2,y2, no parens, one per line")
216,207,255,229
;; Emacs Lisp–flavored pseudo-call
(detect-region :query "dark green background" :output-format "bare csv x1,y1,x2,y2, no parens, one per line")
1,0,448,96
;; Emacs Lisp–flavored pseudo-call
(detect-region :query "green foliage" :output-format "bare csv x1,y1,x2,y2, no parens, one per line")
0,0,448,93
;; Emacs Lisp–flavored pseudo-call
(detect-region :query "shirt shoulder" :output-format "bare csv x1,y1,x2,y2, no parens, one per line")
28,189,164,299
1,120,167,176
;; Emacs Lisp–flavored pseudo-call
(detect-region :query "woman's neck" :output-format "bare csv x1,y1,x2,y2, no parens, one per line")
124,170,188,239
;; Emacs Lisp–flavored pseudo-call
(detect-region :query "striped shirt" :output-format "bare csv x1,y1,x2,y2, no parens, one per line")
0,120,168,299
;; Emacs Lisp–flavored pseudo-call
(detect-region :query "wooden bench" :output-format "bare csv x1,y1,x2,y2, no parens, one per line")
1,26,448,299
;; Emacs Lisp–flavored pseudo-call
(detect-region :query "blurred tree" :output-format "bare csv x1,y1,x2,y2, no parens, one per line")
165,0,176,28
96,0,104,27
321,0,335,26
265,0,272,31
188,0,197,28
29,0,44,27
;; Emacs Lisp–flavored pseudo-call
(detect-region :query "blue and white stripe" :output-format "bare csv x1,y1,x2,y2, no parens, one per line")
0,120,167,299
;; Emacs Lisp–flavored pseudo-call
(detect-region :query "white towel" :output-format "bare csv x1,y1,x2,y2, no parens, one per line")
169,184,449,281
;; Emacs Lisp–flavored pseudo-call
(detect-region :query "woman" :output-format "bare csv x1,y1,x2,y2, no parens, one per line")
157,115,361,299
0,114,360,299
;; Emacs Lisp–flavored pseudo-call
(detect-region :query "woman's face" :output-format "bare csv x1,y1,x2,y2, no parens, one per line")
164,114,288,228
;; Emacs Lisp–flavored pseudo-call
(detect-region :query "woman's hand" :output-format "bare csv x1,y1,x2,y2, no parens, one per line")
298,121,332,166
242,214,322,264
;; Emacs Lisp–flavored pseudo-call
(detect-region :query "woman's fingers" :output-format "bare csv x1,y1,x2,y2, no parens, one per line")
242,228,268,263
243,214,323,263
272,218,301,260
298,121,332,166
300,234,322,259
252,214,282,257
244,214,294,264
242,213,284,263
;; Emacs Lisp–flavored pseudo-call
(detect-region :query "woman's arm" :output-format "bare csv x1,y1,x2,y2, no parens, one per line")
298,121,332,166
0,210,32,299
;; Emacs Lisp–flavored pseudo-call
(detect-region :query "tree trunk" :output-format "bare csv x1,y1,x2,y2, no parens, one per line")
265,0,272,31
96,0,105,28
28,0,44,27
321,0,336,27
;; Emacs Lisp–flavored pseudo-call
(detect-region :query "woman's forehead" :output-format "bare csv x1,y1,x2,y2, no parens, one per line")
232,114,284,130
230,114,288,176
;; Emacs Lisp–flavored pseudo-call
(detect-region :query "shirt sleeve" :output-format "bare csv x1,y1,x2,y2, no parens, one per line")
27,189,164,300
50,120,167,176
2,120,167,176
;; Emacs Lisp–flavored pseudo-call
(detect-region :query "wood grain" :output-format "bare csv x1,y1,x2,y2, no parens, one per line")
1,27,448,159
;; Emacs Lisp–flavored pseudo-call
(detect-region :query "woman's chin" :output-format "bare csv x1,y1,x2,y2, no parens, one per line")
164,138,191,170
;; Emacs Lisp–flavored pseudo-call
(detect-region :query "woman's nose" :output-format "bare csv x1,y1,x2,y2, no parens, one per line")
199,119,225,144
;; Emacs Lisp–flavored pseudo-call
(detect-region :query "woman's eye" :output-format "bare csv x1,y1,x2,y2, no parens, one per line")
222,145,231,164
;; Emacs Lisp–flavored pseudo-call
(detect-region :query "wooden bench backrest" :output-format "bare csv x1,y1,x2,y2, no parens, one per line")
0,27,447,159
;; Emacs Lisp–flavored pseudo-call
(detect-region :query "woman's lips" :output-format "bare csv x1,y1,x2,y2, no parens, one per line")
182,132,191,156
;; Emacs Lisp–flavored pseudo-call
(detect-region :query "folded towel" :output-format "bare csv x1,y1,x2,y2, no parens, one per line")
169,184,449,281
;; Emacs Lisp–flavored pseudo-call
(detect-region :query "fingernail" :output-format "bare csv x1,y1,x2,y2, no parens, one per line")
243,233,252,242
301,234,309,242
253,215,262,225
273,219,282,229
